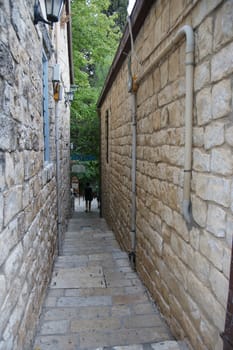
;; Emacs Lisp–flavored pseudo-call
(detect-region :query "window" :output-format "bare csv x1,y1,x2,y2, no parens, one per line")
42,53,50,162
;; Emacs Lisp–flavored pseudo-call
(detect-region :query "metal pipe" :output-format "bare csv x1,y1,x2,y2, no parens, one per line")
137,25,194,227
55,100,62,254
130,91,137,256
177,25,194,227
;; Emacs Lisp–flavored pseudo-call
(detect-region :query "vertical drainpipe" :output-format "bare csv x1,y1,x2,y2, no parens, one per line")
177,25,194,228
55,99,62,253
128,56,138,268
97,108,102,218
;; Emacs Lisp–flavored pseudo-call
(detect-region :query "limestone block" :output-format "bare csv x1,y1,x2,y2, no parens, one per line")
200,230,223,270
225,123,233,146
0,218,18,267
195,173,231,207
192,195,207,228
192,251,211,285
160,60,168,88
0,152,5,191
0,275,6,307
5,153,14,187
194,61,210,92
207,204,226,238
209,266,229,307
226,215,233,248
158,84,172,107
189,227,200,250
161,205,173,228
222,247,231,278
192,0,221,29
211,147,233,175
211,41,233,82
171,233,194,269
0,42,15,82
193,127,204,147
212,79,231,120
172,211,189,242
199,318,220,350
4,243,24,287
0,115,17,151
0,193,3,231
0,276,23,334
193,148,210,172
187,271,225,330
164,243,187,286
214,0,233,51
2,282,28,348
169,49,179,82
196,87,212,125
204,121,224,150
196,17,213,60
3,186,22,226
22,182,30,209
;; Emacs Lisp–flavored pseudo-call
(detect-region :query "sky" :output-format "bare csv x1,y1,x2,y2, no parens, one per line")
127,0,136,14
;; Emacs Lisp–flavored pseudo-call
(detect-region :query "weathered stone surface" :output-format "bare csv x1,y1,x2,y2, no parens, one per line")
211,147,233,175
212,79,231,120
196,87,212,125
0,42,15,82
225,123,233,146
204,121,224,150
214,0,233,51
196,17,213,59
187,271,225,330
0,116,17,151
0,275,6,307
0,1,71,349
193,148,210,172
207,204,226,237
4,243,24,287
209,266,229,307
195,173,231,207
200,231,223,270
191,195,207,228
211,41,233,81
194,61,210,91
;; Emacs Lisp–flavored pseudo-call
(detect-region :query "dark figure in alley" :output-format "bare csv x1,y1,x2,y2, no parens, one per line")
84,182,93,212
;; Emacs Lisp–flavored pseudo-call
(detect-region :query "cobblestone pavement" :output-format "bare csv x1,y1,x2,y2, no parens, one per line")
33,199,187,350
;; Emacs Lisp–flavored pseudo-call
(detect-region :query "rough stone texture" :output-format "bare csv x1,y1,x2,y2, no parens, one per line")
99,1,232,350
0,1,71,349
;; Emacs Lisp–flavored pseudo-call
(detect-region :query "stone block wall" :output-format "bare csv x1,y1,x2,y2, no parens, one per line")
0,1,71,349
99,0,232,349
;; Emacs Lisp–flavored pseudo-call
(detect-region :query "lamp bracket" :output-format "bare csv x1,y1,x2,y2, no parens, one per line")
34,1,52,26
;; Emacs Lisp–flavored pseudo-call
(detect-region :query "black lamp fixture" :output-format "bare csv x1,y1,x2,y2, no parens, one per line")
34,0,65,26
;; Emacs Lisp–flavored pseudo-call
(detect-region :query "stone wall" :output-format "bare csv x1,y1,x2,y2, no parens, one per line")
0,1,71,349
99,0,233,349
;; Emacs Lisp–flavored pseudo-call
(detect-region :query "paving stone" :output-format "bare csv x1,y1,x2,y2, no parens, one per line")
33,201,181,350
50,267,105,289
57,296,112,307
33,334,80,350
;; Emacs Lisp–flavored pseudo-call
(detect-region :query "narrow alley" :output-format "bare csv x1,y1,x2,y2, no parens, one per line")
33,199,186,350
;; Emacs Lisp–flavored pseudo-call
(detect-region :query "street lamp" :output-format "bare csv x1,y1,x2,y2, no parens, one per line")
34,0,65,26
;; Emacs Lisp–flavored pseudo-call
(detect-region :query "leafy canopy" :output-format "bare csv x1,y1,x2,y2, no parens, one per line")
70,0,127,184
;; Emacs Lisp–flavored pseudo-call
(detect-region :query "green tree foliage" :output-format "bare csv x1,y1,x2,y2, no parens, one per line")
106,0,128,31
70,0,126,185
